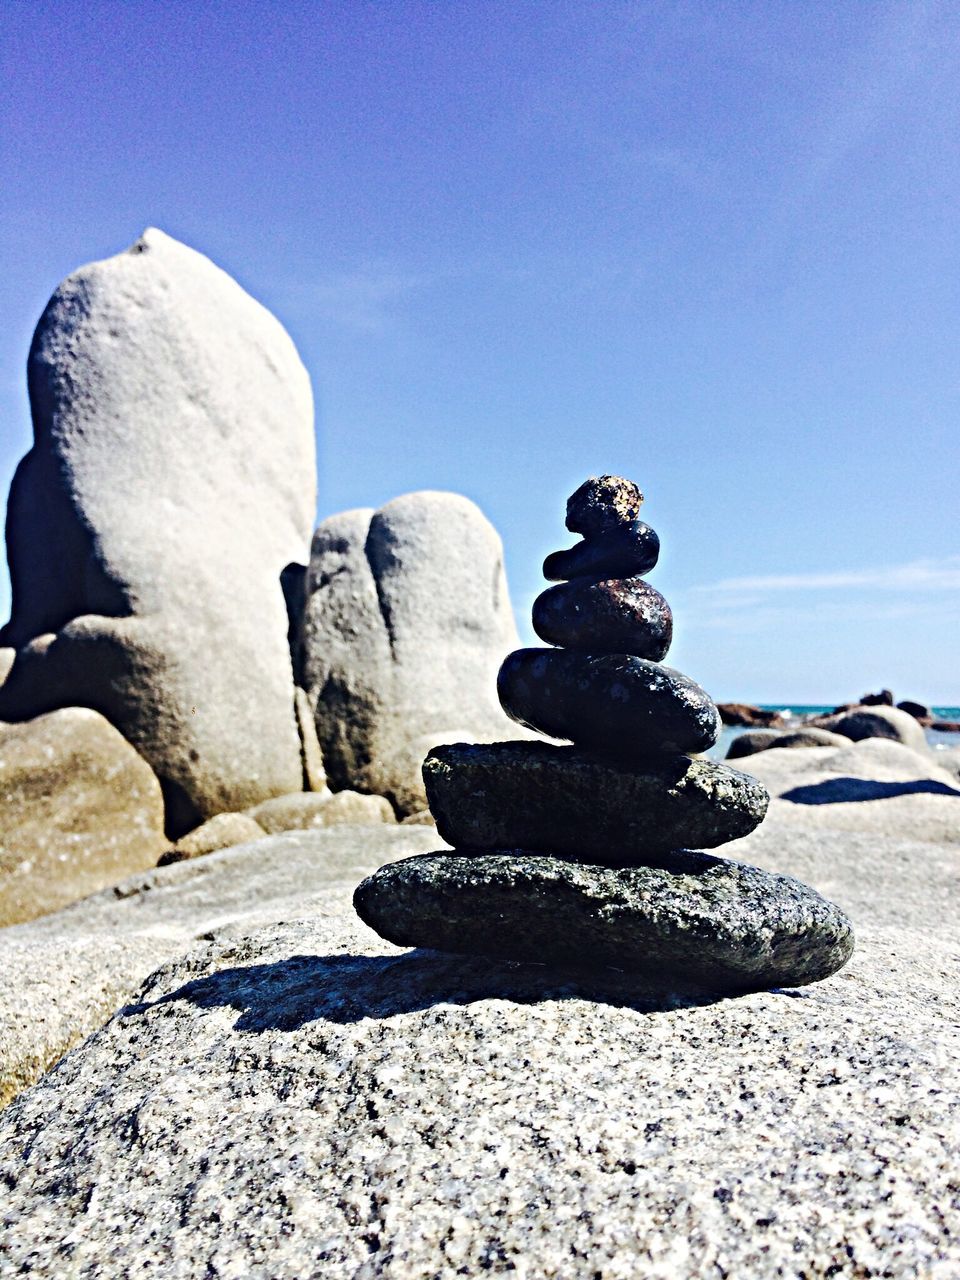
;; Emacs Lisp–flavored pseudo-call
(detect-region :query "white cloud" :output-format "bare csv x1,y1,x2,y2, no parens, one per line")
694,555,960,597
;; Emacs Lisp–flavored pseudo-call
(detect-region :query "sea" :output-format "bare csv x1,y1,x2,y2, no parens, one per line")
707,706,960,761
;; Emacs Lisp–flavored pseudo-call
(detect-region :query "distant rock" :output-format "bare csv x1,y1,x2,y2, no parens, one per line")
812,705,928,753
300,492,521,815
0,229,315,835
896,699,932,724
158,812,265,865
858,689,895,707
0,708,166,926
246,790,395,835
716,703,785,728
727,727,850,759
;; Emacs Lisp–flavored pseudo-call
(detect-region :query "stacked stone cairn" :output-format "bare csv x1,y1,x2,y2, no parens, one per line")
356,477,854,993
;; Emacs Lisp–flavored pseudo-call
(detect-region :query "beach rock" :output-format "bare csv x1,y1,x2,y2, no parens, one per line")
356,850,853,991
300,492,521,815
565,474,643,536
717,703,786,728
934,746,960,782
0,708,166,926
0,825,445,1109
0,648,13,687
532,576,672,659
727,727,850,759
498,648,720,755
423,741,767,861
543,520,659,582
0,229,315,835
725,729,784,758
932,719,960,732
158,812,265,865
294,687,327,792
897,699,932,725
1,810,957,1276
813,705,928,753
246,790,395,835
860,689,895,706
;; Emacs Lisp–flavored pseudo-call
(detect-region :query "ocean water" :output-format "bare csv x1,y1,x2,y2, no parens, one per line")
707,705,960,761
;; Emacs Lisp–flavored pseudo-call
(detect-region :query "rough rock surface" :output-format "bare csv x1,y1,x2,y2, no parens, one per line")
0,228,315,834
565,474,643,535
0,707,166,926
727,726,851,759
424,741,768,861
300,491,522,815
0,826,443,1108
158,812,265,865
294,686,327,791
1,809,957,1277
498,648,720,755
542,520,659,582
813,704,928,753
732,738,960,841
532,575,672,659
355,849,853,990
247,790,396,835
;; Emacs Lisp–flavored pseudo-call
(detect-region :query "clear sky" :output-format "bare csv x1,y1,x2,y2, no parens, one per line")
2,1,958,705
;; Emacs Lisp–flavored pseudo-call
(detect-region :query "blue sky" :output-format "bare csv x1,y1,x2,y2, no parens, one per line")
2,1,958,704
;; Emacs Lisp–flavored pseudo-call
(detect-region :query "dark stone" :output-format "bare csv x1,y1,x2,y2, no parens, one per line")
422,741,767,860
897,700,932,725
543,521,659,583
353,850,855,993
565,475,643,537
497,649,720,755
532,576,672,659
860,690,895,707
725,730,784,759
717,703,786,728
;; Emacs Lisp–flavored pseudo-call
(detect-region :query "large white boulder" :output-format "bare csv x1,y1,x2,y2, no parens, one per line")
0,229,316,833
300,491,523,814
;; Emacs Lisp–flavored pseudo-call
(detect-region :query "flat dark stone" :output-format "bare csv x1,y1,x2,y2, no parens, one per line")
422,741,768,860
497,649,720,755
565,475,643,537
543,521,660,583
354,850,856,993
532,576,672,659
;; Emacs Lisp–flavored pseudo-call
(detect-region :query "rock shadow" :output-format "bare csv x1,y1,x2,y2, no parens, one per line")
123,948,731,1032
782,777,960,805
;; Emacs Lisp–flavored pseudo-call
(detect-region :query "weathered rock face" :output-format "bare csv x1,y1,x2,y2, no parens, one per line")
246,790,396,835
300,491,521,815
726,727,851,759
0,708,166,925
0,229,316,834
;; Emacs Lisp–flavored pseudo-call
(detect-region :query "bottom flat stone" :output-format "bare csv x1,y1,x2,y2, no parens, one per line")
353,850,854,993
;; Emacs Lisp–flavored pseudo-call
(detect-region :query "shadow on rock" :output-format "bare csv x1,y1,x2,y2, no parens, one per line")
782,777,960,805
122,948,729,1031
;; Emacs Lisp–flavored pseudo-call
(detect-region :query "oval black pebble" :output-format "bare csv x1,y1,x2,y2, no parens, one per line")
566,475,643,537
543,520,660,583
497,648,720,755
532,576,673,659
353,850,856,993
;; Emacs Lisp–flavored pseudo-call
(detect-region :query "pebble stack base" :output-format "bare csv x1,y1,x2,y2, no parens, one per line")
354,850,855,993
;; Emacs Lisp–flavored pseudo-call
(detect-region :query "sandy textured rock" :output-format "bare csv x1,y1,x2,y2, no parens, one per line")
0,228,315,834
355,849,853,990
0,811,956,1277
246,790,395,834
294,686,327,792
0,707,166,926
424,741,767,862
813,704,928,753
158,812,265,865
300,491,521,815
733,737,960,841
0,825,443,1109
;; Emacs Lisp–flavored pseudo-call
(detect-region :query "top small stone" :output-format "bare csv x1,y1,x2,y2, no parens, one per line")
565,475,643,537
